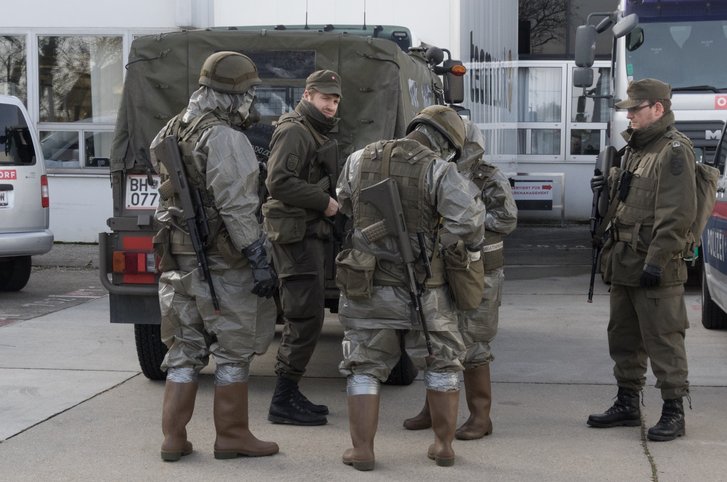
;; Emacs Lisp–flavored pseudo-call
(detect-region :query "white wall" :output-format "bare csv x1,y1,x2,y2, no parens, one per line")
213,0,458,57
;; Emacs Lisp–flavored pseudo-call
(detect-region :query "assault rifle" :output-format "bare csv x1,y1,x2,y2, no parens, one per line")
153,135,221,314
357,177,435,362
588,146,622,303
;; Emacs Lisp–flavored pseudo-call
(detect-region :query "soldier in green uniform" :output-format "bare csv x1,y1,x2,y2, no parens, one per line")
263,70,342,426
587,78,696,442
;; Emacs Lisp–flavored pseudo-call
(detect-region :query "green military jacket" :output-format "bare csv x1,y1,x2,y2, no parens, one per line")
602,112,697,287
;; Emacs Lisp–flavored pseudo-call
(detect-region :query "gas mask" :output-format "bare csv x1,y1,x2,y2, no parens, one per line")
414,124,456,162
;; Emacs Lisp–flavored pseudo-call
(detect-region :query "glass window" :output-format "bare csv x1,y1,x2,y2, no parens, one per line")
255,86,305,120
570,129,601,156
246,51,316,79
38,35,123,123
0,35,27,105
571,67,611,123
518,67,561,122
0,104,36,166
40,131,80,168
498,127,561,156
84,131,113,167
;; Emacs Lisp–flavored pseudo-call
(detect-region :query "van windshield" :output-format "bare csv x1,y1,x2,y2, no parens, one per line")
0,104,36,166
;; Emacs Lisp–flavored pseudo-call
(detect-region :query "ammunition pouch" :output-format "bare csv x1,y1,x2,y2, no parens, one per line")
335,248,377,300
152,227,179,272
442,240,485,311
261,198,307,244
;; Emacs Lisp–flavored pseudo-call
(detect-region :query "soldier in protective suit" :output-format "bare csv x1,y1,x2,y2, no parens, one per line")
335,105,485,470
587,78,696,442
403,119,517,440
262,70,342,426
151,51,279,461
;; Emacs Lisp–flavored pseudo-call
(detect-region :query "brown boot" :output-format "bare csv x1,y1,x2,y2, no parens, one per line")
161,381,198,462
342,394,379,471
213,383,279,459
402,398,431,430
455,365,493,440
426,389,459,467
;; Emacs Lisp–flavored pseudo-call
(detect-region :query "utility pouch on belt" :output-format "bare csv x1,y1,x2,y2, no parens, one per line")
335,248,377,299
617,170,633,202
261,198,307,244
442,240,485,311
152,227,179,272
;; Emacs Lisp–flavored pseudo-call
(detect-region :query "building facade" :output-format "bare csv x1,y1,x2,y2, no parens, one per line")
1,0,610,241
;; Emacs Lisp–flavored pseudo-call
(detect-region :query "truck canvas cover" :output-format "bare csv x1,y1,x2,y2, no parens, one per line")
110,28,441,173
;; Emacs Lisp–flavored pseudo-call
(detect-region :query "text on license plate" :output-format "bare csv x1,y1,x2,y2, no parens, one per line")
125,175,160,210
0,190,8,207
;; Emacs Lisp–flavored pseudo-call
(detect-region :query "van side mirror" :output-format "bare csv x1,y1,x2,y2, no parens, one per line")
612,13,639,39
573,67,594,88
575,25,597,68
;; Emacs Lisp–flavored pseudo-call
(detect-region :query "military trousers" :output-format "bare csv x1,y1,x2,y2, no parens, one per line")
271,235,326,381
608,283,689,400
159,255,276,372
338,327,465,383
459,267,504,368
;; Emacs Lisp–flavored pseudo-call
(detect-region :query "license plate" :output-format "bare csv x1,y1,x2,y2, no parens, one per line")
0,190,7,207
125,175,160,210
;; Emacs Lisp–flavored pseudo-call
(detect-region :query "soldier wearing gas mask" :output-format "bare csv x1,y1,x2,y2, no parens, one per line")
151,51,278,462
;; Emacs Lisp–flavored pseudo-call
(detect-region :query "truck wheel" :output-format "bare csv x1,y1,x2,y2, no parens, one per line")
702,269,727,330
0,256,32,291
134,324,168,380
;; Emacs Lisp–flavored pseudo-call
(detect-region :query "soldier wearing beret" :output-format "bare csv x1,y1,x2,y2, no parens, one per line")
588,78,696,441
262,70,342,426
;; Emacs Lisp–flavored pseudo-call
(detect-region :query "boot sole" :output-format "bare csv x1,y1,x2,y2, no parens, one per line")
646,429,685,442
214,449,279,459
402,421,431,430
267,413,327,426
342,457,375,471
427,452,455,467
586,419,641,428
161,450,191,462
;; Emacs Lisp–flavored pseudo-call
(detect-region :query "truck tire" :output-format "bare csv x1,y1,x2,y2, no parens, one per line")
0,256,32,291
134,324,168,380
702,269,727,330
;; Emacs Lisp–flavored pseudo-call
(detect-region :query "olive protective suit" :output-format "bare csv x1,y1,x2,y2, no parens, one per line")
336,106,485,470
589,78,696,442
402,119,517,440
152,52,278,462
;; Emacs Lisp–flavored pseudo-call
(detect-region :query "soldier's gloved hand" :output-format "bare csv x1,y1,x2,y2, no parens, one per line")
590,174,605,193
242,238,278,298
640,263,662,288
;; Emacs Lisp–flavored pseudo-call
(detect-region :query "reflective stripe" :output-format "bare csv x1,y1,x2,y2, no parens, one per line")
482,241,503,253
347,374,380,395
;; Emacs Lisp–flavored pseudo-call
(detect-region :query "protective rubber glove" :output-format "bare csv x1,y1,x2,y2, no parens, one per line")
640,263,662,288
242,238,278,298
590,174,605,193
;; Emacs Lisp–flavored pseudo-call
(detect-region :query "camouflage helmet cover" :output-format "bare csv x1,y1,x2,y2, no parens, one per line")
406,105,466,160
198,51,262,94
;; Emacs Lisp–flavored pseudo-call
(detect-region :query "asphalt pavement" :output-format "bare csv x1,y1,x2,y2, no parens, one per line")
1,224,726,481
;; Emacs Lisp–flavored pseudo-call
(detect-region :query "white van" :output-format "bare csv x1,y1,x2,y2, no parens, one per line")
0,95,53,291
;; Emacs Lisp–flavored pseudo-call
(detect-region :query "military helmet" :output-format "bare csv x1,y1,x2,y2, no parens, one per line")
198,51,261,94
406,105,466,160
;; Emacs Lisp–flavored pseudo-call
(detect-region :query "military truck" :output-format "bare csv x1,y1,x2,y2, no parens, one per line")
98,25,466,381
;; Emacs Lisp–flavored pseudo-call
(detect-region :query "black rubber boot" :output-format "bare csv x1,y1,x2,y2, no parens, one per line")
587,387,641,428
268,377,327,426
647,398,685,442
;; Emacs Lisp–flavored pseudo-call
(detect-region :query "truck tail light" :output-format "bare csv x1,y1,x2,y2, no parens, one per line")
41,175,49,208
113,235,158,284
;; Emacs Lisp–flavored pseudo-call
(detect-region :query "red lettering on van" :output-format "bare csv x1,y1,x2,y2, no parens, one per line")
0,170,17,180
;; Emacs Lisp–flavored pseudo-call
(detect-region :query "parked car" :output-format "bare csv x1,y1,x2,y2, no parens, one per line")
701,126,727,329
0,95,53,291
